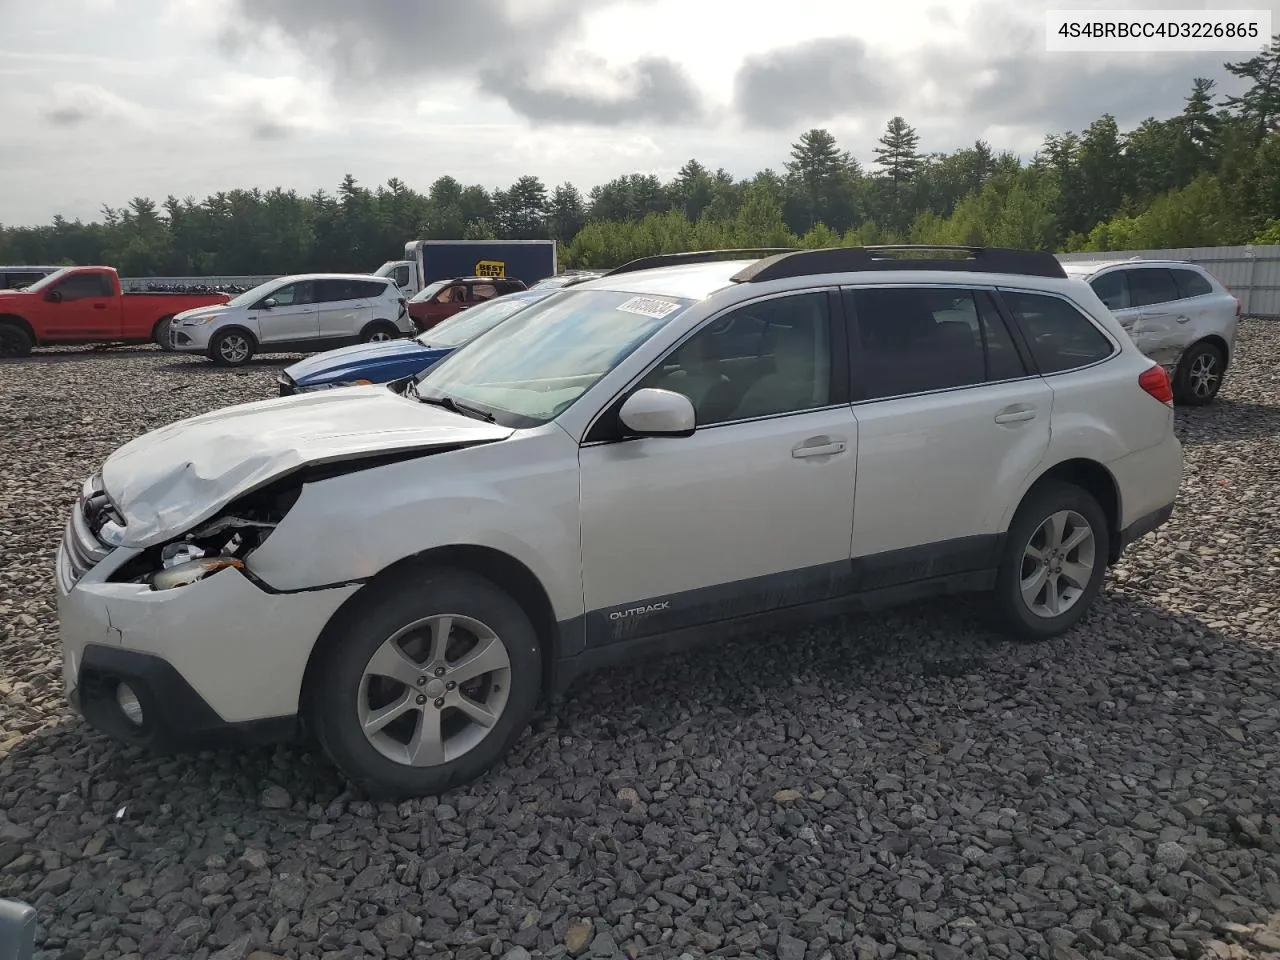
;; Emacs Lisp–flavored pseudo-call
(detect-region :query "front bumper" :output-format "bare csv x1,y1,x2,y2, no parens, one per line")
70,643,297,751
169,323,212,352
57,498,361,744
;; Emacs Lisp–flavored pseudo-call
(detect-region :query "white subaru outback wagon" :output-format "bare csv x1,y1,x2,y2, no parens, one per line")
57,246,1183,798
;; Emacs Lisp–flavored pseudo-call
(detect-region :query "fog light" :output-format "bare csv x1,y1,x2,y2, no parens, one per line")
116,683,144,725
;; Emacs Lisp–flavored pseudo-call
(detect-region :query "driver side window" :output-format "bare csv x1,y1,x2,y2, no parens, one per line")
639,292,834,427
259,281,313,308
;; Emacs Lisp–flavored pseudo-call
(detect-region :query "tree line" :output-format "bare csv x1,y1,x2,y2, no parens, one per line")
3,38,1280,275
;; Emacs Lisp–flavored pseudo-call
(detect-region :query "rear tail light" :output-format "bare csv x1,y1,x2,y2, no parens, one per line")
1138,364,1173,406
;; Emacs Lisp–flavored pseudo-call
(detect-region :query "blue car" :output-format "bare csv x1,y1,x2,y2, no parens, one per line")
277,287,556,396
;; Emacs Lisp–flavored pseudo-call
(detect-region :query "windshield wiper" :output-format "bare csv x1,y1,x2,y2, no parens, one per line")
417,393,496,423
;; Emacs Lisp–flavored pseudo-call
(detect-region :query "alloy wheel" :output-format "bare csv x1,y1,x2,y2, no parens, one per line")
1020,510,1096,618
357,614,511,766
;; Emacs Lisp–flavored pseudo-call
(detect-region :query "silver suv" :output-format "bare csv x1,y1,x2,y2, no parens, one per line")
1061,259,1240,405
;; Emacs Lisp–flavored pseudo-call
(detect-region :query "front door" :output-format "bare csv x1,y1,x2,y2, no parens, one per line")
843,285,1053,584
42,271,118,339
578,290,857,649
250,280,318,345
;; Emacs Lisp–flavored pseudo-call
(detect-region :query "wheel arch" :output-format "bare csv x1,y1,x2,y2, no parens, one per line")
0,313,35,343
1010,458,1122,564
300,543,562,713
1189,333,1230,370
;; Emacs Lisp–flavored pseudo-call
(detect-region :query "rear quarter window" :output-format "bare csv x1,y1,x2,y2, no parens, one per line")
1001,291,1115,375
1172,268,1214,299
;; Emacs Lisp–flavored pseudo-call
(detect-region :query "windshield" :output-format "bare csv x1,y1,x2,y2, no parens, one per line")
224,278,283,308
22,268,73,293
415,292,550,348
413,289,692,427
410,280,450,304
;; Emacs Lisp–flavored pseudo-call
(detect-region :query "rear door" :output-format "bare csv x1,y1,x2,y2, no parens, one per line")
251,280,318,346
1169,266,1232,349
844,285,1053,586
40,271,119,339
1110,267,1187,368
315,279,370,343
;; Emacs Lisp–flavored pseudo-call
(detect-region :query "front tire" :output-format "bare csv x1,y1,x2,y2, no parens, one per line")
307,569,542,799
993,481,1109,642
208,328,255,367
0,322,33,358
1172,341,1225,406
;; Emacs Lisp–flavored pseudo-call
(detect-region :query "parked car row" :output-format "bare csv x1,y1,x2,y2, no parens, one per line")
58,245,1184,799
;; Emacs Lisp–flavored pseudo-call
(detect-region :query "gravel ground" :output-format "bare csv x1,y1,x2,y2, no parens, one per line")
2,328,1280,960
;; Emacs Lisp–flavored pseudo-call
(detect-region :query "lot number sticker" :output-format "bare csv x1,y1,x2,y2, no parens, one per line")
616,296,683,319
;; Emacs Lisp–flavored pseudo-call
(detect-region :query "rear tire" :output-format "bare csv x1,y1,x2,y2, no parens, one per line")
360,320,400,343
307,569,542,800
1172,341,1225,406
0,322,33,358
153,316,174,351
208,328,255,367
993,481,1109,642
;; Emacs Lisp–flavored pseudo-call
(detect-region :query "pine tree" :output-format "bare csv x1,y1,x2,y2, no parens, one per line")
1222,34,1280,145
873,117,923,184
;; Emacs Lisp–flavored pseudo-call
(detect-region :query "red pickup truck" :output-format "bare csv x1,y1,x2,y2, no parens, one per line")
0,266,231,358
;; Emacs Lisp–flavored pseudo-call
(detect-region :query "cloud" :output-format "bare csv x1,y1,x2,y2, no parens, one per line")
219,0,703,126
733,38,891,130
729,1,1244,142
42,82,151,127
479,54,704,125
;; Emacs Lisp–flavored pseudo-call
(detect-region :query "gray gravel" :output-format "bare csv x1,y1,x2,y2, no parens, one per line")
2,330,1280,960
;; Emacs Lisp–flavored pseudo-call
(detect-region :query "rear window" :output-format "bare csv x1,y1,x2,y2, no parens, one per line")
1001,291,1114,375
1172,268,1214,299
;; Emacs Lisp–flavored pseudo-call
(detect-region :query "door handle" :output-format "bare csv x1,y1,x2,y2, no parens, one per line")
792,436,846,458
994,405,1036,425
1175,315,1191,323
92,303,107,310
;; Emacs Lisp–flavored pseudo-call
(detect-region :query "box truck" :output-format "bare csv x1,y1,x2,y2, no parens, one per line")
375,240,557,298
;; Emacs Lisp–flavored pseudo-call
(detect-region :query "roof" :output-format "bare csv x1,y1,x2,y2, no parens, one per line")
275,273,398,283
1061,258,1193,276
573,256,1094,302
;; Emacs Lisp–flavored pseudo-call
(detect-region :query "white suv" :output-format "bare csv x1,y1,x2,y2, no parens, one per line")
169,273,413,366
57,246,1183,798
1060,258,1240,405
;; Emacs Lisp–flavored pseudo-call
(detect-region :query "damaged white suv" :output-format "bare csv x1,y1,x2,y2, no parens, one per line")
57,246,1183,798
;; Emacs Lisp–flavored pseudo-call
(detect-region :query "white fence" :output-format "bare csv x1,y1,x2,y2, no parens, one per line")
1056,245,1280,318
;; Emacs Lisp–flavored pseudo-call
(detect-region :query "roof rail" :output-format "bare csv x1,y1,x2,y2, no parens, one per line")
603,248,798,277
730,245,1068,282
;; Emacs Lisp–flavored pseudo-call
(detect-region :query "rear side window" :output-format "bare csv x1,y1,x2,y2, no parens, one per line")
53,272,112,300
1001,291,1114,375
1172,268,1214,299
1090,271,1129,310
848,287,1026,399
1125,268,1180,308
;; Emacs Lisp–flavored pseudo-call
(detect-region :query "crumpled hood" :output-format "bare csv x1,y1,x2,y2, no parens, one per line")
101,386,513,548
285,338,450,387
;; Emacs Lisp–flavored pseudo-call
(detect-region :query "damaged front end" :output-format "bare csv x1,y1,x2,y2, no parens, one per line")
105,479,300,592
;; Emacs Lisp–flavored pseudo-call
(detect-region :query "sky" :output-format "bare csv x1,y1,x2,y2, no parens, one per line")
0,0,1273,226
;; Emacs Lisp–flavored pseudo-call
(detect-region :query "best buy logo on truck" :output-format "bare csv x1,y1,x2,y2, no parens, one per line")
475,260,505,278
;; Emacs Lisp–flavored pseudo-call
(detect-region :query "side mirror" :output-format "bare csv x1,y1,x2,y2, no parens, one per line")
619,388,696,437
44,289,63,303
261,298,277,309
